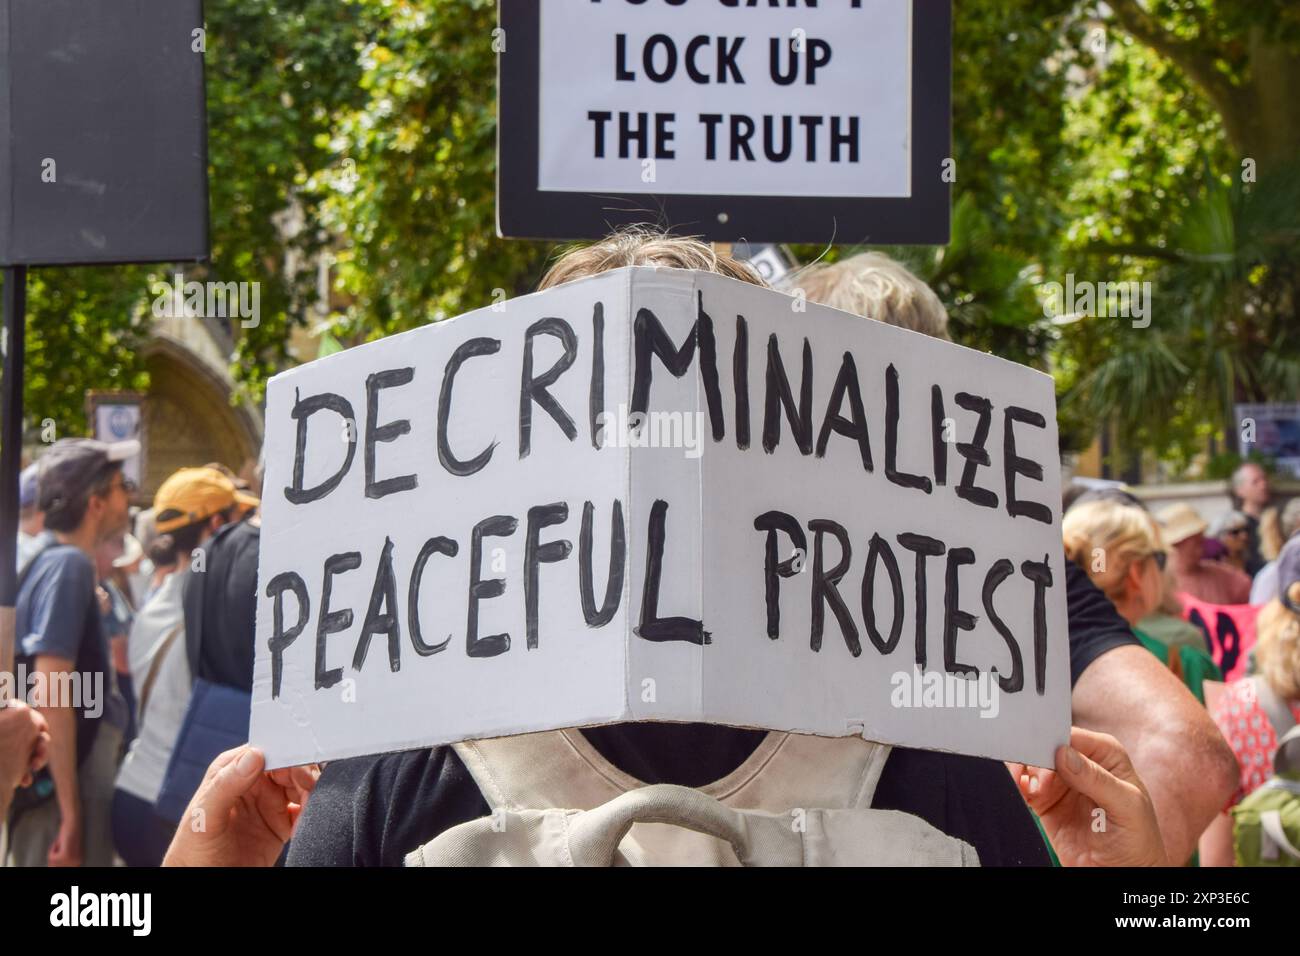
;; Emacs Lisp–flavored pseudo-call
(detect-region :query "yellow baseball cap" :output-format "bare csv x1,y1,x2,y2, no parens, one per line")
154,466,259,533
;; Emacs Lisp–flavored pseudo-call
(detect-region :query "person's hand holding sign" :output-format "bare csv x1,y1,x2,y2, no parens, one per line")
1009,727,1168,867
163,746,319,867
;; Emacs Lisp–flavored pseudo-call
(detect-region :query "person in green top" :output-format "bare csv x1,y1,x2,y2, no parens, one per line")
1133,629,1222,705
1139,564,1219,660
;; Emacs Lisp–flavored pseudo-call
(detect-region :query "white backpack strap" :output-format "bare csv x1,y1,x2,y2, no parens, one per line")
565,784,802,866
453,730,641,811
1273,724,1300,777
456,727,895,817
1260,810,1300,862
406,783,980,867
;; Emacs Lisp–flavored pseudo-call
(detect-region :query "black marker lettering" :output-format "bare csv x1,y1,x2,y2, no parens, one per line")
815,351,872,470
762,334,813,455
353,536,401,674
954,392,998,509
942,547,979,678
809,519,860,656
285,388,357,505
580,500,625,628
861,533,904,654
438,337,500,477
267,571,310,699
316,551,362,690
896,532,945,670
753,510,807,639
1005,406,1053,524
885,365,932,492
1020,555,1054,694
734,314,750,450
520,317,578,458
931,384,947,486
982,558,1023,693
636,499,709,645
364,369,417,500
408,535,458,657
631,296,724,441
589,303,605,450
524,503,572,649
467,515,518,658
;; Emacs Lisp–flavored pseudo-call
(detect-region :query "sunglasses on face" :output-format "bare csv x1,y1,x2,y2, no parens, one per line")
1225,527,1248,537
1150,550,1167,571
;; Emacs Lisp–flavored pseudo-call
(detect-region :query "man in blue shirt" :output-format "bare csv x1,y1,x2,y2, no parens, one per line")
6,439,134,867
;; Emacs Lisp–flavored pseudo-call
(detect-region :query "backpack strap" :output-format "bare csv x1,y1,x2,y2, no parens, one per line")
405,783,980,867
455,728,891,814
566,784,798,866
1272,724,1300,778
1259,809,1300,862
137,624,184,725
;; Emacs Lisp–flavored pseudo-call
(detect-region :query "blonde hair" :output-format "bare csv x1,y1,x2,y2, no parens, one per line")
538,226,764,291
1254,598,1300,701
1259,506,1283,562
790,251,952,341
1062,499,1163,602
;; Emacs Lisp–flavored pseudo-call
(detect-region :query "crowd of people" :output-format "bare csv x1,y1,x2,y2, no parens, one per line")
2,444,261,867
2,228,1297,867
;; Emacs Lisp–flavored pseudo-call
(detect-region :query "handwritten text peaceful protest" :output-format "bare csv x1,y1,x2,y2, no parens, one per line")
251,269,1070,768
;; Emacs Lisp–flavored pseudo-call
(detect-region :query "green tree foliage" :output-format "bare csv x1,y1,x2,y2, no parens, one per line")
3,266,151,438
1050,2,1300,472
4,0,1296,480
316,0,550,347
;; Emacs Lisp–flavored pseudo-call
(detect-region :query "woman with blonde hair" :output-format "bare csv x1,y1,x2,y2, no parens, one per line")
1064,501,1165,625
1064,499,1222,702
1199,538,1300,865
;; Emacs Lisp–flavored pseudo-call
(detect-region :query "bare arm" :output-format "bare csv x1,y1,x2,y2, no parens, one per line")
1198,811,1236,867
1071,644,1238,865
32,654,82,867
0,701,50,819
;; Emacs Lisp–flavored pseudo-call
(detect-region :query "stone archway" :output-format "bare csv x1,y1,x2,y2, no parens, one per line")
139,336,262,500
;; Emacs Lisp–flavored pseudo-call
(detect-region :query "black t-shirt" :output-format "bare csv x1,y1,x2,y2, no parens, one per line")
1243,513,1265,577
286,555,1138,867
183,516,260,692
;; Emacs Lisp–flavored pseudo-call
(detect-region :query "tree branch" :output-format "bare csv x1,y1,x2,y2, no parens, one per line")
1104,0,1250,141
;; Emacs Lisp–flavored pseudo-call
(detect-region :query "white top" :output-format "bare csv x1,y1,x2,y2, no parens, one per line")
1252,560,1279,606
115,572,192,804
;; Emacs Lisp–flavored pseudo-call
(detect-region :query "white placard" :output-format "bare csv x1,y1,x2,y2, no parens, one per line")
537,0,912,197
252,267,1070,769
94,402,143,488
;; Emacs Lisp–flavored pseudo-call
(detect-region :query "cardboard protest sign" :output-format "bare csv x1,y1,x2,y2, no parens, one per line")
497,0,951,243
1180,594,1258,682
252,267,1071,769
